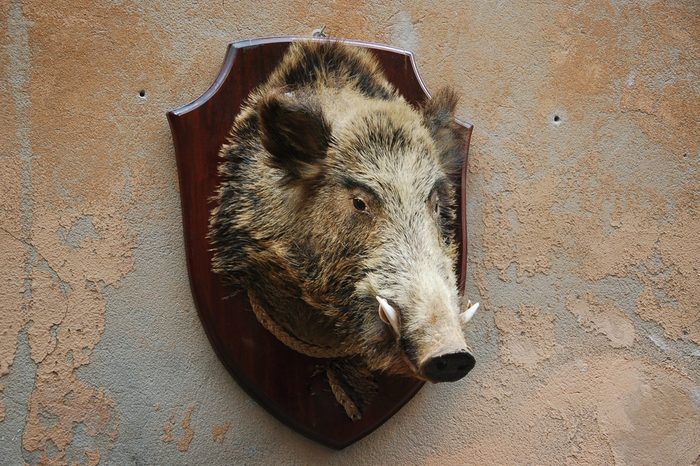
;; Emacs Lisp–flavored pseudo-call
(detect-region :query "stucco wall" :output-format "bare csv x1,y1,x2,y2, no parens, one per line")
1,1,699,464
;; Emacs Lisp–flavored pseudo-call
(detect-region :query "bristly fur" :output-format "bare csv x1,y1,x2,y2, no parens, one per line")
209,41,467,378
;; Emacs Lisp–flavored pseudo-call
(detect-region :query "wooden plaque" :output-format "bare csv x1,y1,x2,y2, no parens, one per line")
166,36,473,449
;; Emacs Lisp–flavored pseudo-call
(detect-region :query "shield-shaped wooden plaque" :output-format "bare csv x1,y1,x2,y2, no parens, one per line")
167,36,473,449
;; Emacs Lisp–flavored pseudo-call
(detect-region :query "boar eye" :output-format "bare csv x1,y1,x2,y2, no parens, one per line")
353,197,368,212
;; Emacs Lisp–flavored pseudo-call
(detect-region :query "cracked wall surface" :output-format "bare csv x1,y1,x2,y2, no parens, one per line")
1,0,698,464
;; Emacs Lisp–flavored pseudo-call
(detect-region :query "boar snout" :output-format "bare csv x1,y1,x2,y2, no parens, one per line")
420,349,475,383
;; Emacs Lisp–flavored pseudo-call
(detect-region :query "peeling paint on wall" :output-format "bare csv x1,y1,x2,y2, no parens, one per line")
161,405,195,452
212,421,231,443
494,305,555,370
1,0,698,464
567,294,636,348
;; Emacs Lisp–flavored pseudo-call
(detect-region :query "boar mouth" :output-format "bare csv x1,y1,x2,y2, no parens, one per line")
374,295,423,377
374,295,475,383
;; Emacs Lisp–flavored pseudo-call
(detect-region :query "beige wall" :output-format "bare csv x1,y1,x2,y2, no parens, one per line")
1,0,699,464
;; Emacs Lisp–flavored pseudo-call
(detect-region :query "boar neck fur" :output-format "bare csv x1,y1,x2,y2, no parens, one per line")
209,41,466,377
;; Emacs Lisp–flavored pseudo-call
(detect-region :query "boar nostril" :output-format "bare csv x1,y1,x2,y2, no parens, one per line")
420,351,475,383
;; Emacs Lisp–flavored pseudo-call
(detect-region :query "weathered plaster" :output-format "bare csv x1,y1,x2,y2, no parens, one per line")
566,294,636,348
494,305,556,371
1,0,698,464
212,421,231,444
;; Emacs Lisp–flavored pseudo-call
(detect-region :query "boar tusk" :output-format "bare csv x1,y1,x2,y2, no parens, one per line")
461,301,480,323
376,296,400,336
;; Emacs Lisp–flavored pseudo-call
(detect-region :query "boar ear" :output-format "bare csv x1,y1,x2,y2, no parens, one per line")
421,87,468,179
257,91,331,181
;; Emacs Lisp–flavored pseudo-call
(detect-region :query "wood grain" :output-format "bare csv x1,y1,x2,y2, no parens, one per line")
166,36,473,449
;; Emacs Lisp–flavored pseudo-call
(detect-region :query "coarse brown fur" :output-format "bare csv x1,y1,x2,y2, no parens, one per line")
209,41,469,380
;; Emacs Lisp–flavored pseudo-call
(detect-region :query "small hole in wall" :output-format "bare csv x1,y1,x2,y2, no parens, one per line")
551,113,563,127
138,90,146,98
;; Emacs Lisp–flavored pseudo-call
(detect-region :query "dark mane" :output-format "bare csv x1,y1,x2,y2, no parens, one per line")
266,41,398,100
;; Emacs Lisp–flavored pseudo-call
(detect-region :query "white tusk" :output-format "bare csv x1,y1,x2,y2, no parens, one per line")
376,296,400,336
461,301,480,323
